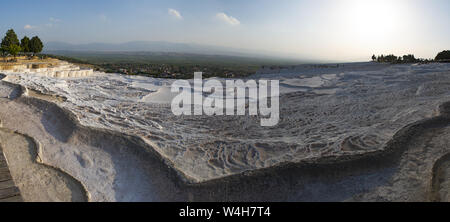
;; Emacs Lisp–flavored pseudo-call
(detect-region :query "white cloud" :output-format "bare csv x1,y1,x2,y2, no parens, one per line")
168,8,183,20
24,17,60,30
216,12,240,26
24,24,36,30
49,17,61,23
45,17,61,28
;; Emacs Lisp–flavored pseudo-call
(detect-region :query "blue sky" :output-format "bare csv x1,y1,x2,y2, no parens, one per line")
1,0,449,61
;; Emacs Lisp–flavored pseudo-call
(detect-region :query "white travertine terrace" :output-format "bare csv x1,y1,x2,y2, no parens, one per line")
4,62,450,184
0,60,94,78
1,62,450,201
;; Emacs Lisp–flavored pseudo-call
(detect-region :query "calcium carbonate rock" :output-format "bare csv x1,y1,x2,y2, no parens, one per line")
1,60,96,78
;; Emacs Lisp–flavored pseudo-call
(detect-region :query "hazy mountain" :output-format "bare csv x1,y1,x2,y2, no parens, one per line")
44,41,313,62
46,41,205,52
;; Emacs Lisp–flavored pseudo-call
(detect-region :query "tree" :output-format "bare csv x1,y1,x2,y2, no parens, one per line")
1,29,20,62
403,54,416,63
8,44,21,60
30,36,43,56
384,54,398,63
435,50,450,61
1,29,20,49
372,54,376,61
0,46,6,62
20,36,30,54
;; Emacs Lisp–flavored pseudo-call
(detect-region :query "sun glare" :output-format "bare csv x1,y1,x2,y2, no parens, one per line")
340,0,404,44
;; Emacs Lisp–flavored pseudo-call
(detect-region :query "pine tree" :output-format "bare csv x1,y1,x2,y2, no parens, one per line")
1,29,20,49
21,36,31,54
1,29,20,61
30,36,44,56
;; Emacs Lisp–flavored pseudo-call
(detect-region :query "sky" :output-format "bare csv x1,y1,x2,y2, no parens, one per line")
0,0,449,61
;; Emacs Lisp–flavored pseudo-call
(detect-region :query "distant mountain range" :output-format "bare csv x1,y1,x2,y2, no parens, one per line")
44,41,313,62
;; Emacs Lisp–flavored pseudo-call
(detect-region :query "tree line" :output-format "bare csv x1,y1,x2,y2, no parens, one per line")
0,29,43,61
372,50,450,64
371,54,424,64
